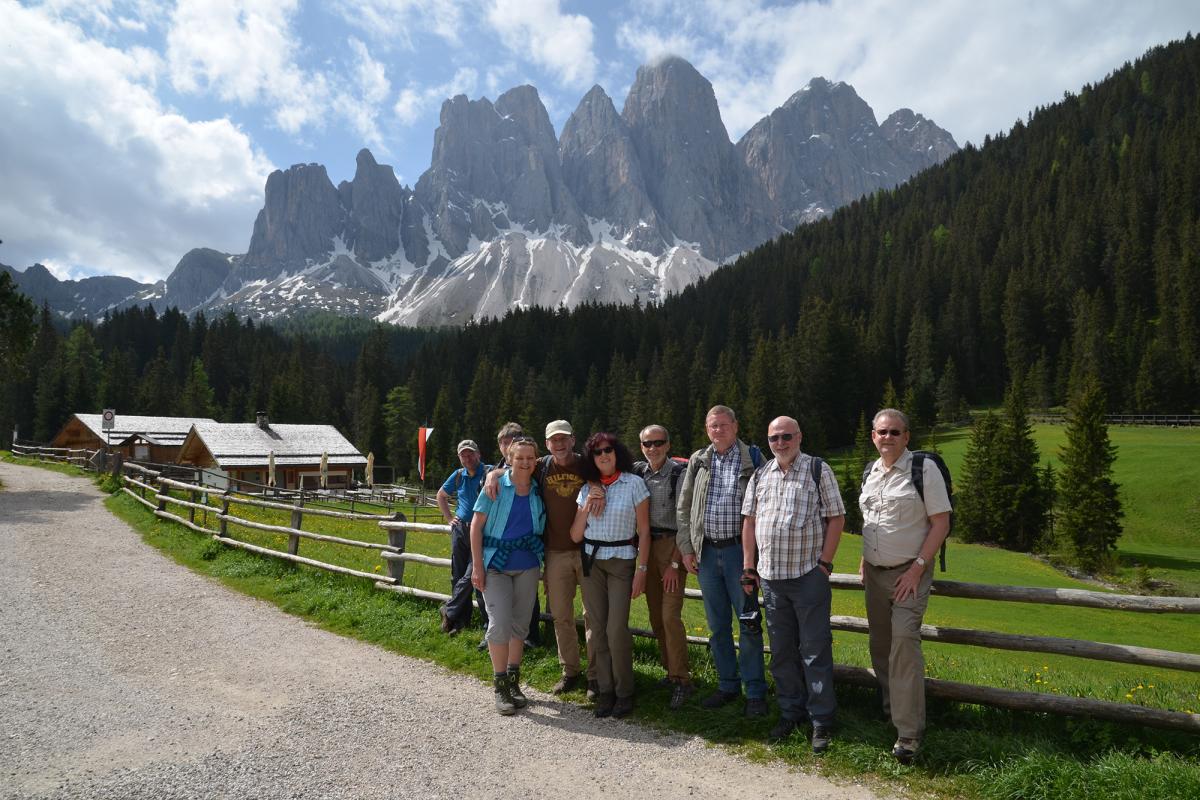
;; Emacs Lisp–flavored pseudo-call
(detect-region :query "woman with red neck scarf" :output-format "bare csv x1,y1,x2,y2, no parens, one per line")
570,432,650,719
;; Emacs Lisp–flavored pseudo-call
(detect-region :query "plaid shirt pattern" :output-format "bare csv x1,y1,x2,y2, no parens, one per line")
575,472,650,560
741,453,845,580
703,445,743,540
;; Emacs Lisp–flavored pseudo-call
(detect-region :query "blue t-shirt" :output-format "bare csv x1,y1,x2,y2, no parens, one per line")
500,494,539,570
440,465,491,520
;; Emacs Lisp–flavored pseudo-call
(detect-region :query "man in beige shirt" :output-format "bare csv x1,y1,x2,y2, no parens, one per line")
859,408,951,765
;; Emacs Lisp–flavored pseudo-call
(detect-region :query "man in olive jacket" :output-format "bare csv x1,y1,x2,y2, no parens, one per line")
676,405,767,716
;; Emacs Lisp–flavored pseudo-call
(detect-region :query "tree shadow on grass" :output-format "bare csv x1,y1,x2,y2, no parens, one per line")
1118,549,1200,573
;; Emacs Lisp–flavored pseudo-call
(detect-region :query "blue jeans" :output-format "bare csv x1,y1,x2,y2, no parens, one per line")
763,569,836,725
698,542,766,699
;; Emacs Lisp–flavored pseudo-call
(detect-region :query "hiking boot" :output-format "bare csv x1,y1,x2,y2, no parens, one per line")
507,667,528,709
593,692,616,718
656,676,674,688
612,696,634,718
439,606,453,633
701,689,741,709
768,717,802,740
477,636,489,652
586,680,600,702
811,725,834,754
551,673,582,695
494,675,516,716
744,697,768,717
669,682,695,710
892,737,920,765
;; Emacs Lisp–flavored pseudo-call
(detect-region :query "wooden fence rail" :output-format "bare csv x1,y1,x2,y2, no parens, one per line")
105,469,1200,733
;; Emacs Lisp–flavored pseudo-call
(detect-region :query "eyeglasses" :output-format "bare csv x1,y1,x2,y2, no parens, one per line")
874,428,904,437
593,446,616,455
767,433,796,443
640,439,667,448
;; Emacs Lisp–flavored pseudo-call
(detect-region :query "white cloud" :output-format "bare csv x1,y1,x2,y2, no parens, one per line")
486,0,597,87
166,0,328,134
394,67,479,124
0,2,273,282
614,0,1200,145
333,0,465,49
331,37,393,150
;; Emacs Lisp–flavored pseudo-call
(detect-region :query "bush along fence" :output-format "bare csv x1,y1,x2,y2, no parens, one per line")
28,449,1200,735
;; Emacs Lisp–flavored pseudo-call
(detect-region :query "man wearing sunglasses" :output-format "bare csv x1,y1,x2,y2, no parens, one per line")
632,425,693,709
859,408,951,765
676,405,768,716
741,416,845,752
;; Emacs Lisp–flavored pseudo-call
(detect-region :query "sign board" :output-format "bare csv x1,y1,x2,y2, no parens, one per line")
102,409,116,430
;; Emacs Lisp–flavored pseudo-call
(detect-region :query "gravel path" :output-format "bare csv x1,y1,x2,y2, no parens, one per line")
0,462,881,800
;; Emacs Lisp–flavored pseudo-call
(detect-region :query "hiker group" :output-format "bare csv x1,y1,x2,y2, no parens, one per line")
435,405,950,764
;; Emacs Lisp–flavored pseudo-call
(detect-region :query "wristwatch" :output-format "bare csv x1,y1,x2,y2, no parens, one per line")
817,559,833,572
669,560,681,570
915,556,927,568
637,564,648,572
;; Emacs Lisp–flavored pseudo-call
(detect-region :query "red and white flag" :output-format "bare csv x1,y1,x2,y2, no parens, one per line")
417,426,434,481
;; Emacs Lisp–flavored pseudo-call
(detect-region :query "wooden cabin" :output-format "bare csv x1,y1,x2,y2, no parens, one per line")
177,414,366,491
51,414,217,463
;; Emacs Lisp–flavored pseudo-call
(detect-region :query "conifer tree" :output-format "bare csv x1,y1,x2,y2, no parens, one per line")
1058,376,1123,571
994,380,1054,551
179,358,217,418
955,413,1002,544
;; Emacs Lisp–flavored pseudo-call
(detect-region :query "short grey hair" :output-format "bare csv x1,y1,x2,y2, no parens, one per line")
873,408,910,430
639,424,669,440
706,405,737,423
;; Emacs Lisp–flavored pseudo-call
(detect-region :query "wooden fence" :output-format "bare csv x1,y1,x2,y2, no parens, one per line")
32,454,1200,735
1030,413,1200,426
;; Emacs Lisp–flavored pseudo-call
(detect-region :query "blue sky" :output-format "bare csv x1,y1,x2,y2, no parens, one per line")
2,0,1198,284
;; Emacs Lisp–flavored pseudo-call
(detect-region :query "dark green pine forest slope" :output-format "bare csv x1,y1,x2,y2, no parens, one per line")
8,36,1199,480
404,35,1200,463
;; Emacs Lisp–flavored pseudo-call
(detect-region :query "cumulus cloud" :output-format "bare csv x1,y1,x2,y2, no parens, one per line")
394,67,479,124
166,0,328,134
0,2,273,282
486,0,597,87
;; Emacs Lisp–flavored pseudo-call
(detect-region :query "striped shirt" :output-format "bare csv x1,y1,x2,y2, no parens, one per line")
741,453,845,580
576,472,650,560
703,444,743,540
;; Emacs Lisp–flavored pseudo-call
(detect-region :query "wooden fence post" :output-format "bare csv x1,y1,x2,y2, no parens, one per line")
189,488,198,524
288,495,304,555
218,490,230,538
156,476,167,512
385,512,407,584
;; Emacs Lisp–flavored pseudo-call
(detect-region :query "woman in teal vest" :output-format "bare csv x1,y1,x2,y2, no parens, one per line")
471,437,546,714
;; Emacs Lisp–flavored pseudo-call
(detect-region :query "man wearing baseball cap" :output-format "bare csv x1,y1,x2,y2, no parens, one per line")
437,438,492,636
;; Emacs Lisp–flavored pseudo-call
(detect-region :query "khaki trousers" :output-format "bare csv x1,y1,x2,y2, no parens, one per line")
863,561,933,740
644,536,690,682
580,557,636,698
544,549,595,680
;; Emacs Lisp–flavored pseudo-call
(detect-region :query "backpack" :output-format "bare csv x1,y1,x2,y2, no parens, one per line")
861,451,954,571
634,458,687,506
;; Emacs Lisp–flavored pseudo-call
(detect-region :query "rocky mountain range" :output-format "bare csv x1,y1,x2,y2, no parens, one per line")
10,57,957,326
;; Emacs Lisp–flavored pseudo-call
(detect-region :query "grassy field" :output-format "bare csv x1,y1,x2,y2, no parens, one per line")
6,449,1200,798
926,424,1200,596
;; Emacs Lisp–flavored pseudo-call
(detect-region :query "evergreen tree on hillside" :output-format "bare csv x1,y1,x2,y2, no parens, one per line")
179,358,217,418
1058,376,1123,571
383,384,417,480
955,413,1002,544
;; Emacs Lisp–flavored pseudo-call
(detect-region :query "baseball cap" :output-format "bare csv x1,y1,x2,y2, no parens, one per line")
456,439,480,453
544,420,573,438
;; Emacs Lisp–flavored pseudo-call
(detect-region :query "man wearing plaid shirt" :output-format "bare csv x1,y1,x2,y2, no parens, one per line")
742,416,845,752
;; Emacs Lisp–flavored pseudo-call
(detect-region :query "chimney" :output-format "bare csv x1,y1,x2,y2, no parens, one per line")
256,411,270,430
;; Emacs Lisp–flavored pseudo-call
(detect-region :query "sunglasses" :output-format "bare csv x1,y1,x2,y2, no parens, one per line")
875,428,904,437
593,446,616,455
640,439,667,448
767,433,796,443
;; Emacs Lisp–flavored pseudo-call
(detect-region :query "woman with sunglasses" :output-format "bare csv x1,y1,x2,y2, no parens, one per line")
569,432,651,718
471,437,546,715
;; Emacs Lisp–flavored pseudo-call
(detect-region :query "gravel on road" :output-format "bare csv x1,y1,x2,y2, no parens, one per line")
0,462,881,800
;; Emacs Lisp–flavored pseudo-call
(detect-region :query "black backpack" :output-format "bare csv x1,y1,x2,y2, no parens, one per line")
633,457,686,505
861,451,954,571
